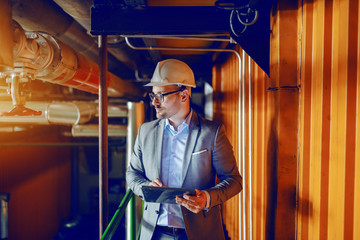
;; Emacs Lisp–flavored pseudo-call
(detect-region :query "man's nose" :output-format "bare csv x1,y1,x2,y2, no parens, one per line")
151,97,160,105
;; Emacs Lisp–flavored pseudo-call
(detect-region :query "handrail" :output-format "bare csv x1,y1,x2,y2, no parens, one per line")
101,189,135,240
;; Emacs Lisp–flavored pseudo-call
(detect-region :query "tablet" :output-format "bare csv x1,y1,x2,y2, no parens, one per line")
141,186,196,204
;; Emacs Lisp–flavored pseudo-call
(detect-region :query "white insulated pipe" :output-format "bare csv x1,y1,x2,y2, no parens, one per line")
46,102,97,125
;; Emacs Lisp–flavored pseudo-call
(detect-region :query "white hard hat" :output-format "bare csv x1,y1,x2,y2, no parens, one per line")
144,59,196,88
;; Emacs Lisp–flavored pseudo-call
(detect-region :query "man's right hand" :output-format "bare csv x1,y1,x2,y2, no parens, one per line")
148,178,164,187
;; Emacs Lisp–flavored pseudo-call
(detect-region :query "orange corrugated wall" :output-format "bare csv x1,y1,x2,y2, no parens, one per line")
213,49,240,240
298,0,360,239
213,47,278,240
213,0,360,239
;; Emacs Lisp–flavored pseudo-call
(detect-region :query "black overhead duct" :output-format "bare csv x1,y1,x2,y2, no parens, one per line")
90,0,272,77
216,0,272,76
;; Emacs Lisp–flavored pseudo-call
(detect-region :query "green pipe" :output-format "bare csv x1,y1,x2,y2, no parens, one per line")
130,196,136,239
101,189,134,240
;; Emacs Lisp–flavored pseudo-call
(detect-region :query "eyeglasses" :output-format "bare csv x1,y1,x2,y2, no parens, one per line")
149,87,185,103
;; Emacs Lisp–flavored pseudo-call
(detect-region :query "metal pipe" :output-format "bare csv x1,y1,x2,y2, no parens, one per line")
238,53,243,240
27,31,144,99
4,21,144,101
11,0,135,79
125,36,246,239
125,37,237,54
10,75,26,106
122,35,231,42
126,102,137,240
98,34,109,237
101,189,135,240
0,0,13,72
248,54,253,240
72,124,127,137
242,49,246,240
46,102,97,125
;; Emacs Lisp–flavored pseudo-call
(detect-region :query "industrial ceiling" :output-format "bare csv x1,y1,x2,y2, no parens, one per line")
1,0,270,118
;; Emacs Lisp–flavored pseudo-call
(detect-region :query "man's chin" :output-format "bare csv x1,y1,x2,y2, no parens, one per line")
156,113,165,119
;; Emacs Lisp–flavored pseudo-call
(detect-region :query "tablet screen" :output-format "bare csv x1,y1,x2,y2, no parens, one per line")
141,186,196,204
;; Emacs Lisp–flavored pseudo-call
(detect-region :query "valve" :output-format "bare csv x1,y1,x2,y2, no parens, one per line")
0,74,41,116
0,21,45,116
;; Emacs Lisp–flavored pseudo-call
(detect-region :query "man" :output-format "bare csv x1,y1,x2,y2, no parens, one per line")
126,59,242,240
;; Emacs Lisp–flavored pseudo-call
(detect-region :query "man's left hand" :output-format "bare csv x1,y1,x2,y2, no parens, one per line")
176,189,207,214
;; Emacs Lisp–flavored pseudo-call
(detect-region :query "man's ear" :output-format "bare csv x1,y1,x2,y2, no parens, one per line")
180,89,189,102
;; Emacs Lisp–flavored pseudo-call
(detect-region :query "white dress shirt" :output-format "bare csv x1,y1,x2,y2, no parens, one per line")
157,112,192,228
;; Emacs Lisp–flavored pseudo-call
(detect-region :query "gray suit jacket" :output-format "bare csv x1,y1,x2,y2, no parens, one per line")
126,111,242,240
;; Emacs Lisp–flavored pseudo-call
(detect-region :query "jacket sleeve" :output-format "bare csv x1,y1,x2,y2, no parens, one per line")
207,124,243,208
126,125,151,198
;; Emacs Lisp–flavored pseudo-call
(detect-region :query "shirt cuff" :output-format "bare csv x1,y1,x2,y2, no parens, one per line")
203,190,211,210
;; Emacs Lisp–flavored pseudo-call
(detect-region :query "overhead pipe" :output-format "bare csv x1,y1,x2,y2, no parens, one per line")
122,34,231,42
72,124,127,137
125,37,236,55
46,102,97,125
7,21,144,101
33,31,144,99
11,0,136,80
125,36,248,239
0,0,13,72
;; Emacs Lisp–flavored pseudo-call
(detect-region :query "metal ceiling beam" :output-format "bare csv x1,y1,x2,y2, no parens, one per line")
91,6,231,35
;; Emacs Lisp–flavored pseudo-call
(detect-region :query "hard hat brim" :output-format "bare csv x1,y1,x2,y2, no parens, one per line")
144,82,196,88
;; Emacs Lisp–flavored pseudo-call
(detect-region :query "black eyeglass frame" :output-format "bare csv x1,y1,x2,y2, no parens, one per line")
149,86,186,103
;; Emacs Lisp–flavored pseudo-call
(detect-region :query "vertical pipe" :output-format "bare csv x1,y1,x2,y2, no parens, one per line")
126,102,137,240
238,51,243,240
98,35,109,238
248,55,253,240
242,49,246,240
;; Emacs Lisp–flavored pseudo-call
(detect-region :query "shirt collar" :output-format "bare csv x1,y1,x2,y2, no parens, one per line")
165,109,192,133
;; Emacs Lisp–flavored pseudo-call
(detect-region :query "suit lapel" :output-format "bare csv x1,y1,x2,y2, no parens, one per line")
181,111,200,187
154,119,164,179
